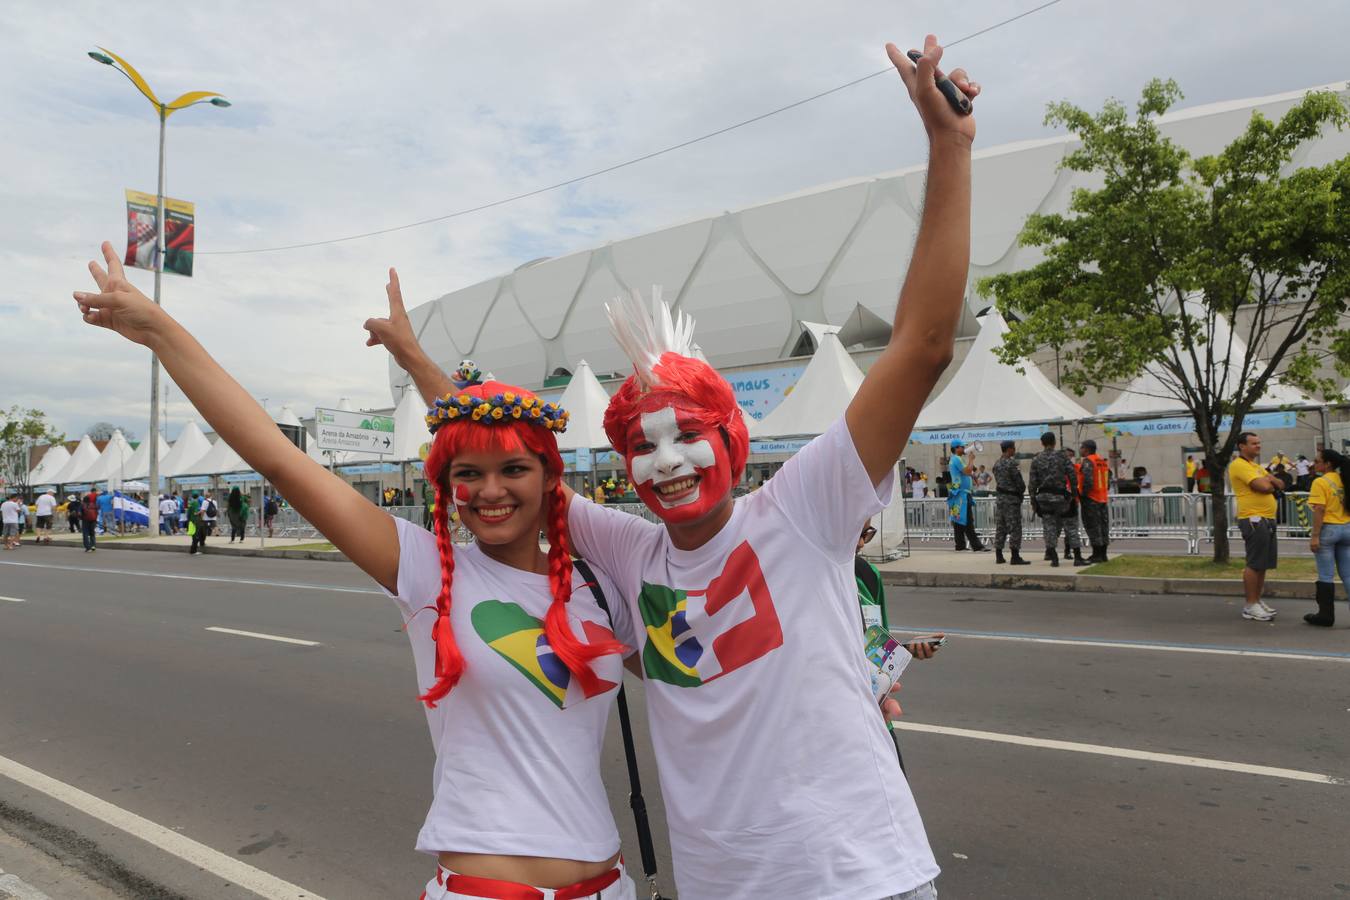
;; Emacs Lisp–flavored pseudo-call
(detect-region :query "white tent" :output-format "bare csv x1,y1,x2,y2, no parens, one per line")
158,422,213,478
48,436,103,485
275,404,303,427
554,360,613,451
916,312,1091,429
28,445,71,486
179,433,247,476
389,390,431,461
1100,307,1313,418
750,332,864,438
125,435,172,481
74,431,137,486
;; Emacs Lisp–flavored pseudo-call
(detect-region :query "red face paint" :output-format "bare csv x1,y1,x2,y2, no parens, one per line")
625,403,732,525
453,483,471,507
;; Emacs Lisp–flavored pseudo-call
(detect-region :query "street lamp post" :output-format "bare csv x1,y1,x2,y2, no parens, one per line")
88,47,229,537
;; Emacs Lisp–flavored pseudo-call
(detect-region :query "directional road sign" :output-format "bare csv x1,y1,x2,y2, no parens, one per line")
314,407,396,454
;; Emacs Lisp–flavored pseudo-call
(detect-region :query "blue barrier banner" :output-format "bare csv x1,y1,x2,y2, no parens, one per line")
750,439,811,454
1105,410,1298,436
910,424,1049,445
334,462,401,474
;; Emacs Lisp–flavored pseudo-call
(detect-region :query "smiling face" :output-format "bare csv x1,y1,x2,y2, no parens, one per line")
447,449,553,547
624,403,732,525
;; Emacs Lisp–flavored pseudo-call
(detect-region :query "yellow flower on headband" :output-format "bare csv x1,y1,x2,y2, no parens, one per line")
457,394,472,405
491,407,504,420
471,408,485,421
503,392,516,404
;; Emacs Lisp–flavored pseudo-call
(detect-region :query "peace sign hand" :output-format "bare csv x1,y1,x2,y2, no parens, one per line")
363,267,419,357
74,241,169,347
886,34,979,145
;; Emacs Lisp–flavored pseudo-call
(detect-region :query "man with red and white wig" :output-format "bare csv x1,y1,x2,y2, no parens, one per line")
374,33,978,900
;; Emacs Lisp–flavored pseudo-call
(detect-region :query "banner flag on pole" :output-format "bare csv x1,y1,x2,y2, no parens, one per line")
124,189,195,277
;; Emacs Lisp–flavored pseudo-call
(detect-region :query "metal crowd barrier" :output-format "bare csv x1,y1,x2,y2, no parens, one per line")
903,492,1316,555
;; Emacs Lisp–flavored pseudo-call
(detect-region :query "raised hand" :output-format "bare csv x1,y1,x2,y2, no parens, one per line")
363,267,418,355
74,241,168,346
886,34,980,144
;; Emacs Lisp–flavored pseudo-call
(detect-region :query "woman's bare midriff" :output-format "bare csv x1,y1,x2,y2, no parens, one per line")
436,850,621,889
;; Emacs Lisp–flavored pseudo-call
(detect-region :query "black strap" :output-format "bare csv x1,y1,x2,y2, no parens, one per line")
573,559,665,900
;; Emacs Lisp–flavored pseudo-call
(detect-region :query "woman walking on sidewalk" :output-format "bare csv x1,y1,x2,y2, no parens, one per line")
73,245,639,899
226,486,246,542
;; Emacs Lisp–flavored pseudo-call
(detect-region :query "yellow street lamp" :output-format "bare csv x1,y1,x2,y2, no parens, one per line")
88,47,229,536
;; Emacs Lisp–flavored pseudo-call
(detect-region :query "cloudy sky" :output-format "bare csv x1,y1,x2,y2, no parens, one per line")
3,0,1345,441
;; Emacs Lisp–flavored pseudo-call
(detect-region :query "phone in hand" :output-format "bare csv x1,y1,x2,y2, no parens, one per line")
906,635,948,656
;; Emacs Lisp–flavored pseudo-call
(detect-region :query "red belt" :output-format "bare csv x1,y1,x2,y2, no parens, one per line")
430,865,621,900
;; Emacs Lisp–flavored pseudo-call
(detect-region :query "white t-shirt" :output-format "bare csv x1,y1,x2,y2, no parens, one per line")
569,418,939,900
159,499,178,517
912,479,926,500
35,494,57,516
0,501,19,525
383,515,632,860
1296,458,1312,477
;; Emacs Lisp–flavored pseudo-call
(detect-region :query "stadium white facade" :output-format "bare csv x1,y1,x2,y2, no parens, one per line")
394,83,1349,486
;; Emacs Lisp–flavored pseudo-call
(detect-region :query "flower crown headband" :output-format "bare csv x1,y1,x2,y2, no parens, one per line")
424,360,569,436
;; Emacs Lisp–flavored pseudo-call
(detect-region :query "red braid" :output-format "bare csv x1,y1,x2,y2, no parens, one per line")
541,479,627,695
419,482,464,708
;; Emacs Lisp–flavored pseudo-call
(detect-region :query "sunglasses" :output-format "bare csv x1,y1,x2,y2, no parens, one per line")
860,527,877,541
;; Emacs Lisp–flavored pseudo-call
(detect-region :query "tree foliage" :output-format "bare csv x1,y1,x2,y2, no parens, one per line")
0,407,65,496
86,421,136,442
978,80,1349,561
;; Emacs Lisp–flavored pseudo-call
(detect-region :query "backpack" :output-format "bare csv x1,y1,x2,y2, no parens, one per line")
83,495,99,521
265,498,278,516
206,499,218,517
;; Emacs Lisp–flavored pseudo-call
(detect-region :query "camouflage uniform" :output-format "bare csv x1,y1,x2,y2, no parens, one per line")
1080,455,1111,548
1029,448,1081,552
991,455,1025,552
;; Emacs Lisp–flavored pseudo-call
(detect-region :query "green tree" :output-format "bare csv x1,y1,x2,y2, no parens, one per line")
1,407,66,500
979,80,1349,562
87,421,136,442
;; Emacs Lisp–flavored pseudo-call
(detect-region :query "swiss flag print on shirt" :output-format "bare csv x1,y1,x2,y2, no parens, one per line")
638,541,783,686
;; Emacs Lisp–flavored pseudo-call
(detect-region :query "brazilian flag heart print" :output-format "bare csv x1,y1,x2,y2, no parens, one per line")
471,600,616,708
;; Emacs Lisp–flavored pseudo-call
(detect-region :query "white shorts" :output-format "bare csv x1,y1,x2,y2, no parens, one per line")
421,859,636,900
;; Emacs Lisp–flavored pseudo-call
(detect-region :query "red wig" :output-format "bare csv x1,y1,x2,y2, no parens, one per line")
418,381,625,708
603,352,749,482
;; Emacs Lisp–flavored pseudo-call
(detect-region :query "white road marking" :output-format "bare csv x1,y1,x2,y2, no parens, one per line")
0,753,326,899
0,559,379,595
0,596,26,602
205,627,321,647
893,627,1350,663
892,722,1349,785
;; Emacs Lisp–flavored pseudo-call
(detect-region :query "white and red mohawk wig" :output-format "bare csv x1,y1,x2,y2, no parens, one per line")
602,287,749,481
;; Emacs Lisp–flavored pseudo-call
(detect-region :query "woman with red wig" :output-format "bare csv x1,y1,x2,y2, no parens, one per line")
73,252,637,899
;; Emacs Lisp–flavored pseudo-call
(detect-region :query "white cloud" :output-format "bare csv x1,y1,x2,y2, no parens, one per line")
2,0,1345,438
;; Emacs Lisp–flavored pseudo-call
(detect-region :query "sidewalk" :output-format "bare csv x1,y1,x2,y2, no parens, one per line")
877,546,1338,600
36,530,341,561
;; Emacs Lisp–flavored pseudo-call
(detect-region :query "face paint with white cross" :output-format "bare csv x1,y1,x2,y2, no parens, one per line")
630,406,718,508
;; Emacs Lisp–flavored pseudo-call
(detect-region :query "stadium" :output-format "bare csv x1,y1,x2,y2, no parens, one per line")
391,82,1350,491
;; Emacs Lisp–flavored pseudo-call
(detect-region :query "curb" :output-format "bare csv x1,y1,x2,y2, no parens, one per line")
880,569,1341,600
46,540,348,563
0,873,52,900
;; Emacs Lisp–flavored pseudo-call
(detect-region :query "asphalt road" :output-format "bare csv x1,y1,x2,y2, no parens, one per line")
1,545,1347,899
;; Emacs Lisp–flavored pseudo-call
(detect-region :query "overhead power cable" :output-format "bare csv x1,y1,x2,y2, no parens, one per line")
201,0,1063,256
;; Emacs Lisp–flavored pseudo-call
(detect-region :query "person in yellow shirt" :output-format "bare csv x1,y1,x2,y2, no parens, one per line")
1266,452,1292,472
1305,448,1350,627
1228,431,1280,622
1184,455,1197,492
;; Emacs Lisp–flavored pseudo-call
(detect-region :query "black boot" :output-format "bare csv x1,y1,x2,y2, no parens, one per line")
1093,545,1109,563
1010,551,1031,566
996,549,1006,564
1073,547,1090,567
1305,581,1335,627
1048,548,1059,568
1044,548,1054,561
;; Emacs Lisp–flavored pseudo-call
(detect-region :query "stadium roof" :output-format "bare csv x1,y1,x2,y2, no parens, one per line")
394,82,1350,399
